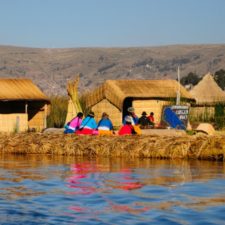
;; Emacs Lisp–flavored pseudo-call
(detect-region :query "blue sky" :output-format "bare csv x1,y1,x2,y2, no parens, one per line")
0,0,225,48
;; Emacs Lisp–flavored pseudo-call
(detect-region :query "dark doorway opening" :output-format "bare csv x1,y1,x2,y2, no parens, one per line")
0,101,26,114
27,102,45,121
122,97,133,122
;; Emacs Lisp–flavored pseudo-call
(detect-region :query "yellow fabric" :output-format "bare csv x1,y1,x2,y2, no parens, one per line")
133,125,142,135
98,130,113,135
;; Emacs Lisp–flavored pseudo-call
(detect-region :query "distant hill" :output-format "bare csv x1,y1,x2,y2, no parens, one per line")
0,44,225,96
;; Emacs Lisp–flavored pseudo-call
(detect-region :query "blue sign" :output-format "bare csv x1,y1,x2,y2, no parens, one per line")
163,105,189,130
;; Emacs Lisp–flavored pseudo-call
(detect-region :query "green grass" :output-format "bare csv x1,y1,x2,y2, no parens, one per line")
47,96,68,128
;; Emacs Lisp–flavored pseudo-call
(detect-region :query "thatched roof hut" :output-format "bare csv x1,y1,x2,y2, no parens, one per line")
189,73,225,121
83,79,194,126
0,78,50,132
190,73,225,105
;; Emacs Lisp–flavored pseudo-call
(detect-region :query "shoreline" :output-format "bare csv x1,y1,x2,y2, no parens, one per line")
0,132,225,161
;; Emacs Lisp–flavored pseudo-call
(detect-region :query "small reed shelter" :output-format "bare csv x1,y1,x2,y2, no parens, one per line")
65,76,82,124
189,73,225,121
83,79,194,127
0,78,50,132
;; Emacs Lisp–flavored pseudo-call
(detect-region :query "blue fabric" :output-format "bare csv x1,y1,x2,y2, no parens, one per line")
64,128,75,134
97,118,113,130
123,115,139,125
64,124,70,129
163,107,186,130
80,116,97,129
133,116,139,125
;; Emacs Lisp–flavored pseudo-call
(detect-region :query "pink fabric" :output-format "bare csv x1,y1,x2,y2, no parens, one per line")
69,117,82,129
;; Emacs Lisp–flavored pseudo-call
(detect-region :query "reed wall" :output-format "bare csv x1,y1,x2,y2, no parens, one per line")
0,114,28,132
92,99,121,126
28,110,46,131
91,99,173,127
133,100,171,124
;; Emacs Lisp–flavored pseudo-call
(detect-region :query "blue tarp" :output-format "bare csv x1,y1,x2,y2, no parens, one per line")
163,107,186,130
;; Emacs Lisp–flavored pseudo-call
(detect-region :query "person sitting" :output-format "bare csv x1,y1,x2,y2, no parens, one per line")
138,111,151,129
118,116,136,135
76,111,98,135
97,112,114,135
64,112,83,134
147,112,155,127
123,107,139,125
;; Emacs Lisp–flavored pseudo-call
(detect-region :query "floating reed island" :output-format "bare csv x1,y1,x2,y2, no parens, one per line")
0,132,225,161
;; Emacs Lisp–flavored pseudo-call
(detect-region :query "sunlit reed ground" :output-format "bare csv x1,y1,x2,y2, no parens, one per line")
0,133,225,161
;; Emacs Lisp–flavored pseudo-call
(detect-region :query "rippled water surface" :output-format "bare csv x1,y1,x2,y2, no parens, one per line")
0,154,225,225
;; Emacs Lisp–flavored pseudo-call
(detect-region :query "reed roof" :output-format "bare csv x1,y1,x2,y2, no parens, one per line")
84,79,194,110
0,78,50,102
190,73,225,105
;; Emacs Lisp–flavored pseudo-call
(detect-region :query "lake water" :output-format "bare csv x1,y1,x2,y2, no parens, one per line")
0,154,225,225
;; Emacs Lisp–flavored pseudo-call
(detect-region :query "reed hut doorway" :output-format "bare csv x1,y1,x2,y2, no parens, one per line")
123,97,133,121
0,101,26,114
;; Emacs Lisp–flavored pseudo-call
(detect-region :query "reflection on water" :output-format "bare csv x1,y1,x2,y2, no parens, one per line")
0,154,225,224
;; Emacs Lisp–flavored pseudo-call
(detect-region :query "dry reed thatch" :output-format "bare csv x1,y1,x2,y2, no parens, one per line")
67,75,82,112
0,133,225,161
65,75,83,122
190,73,225,105
0,78,49,101
84,79,194,110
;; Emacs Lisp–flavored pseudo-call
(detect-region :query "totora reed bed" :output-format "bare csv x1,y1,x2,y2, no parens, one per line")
0,133,225,161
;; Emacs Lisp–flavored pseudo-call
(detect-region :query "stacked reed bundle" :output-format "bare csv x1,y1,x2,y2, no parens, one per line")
65,75,83,123
0,133,225,161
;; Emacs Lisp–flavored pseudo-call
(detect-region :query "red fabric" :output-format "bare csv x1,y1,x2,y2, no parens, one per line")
76,128,93,135
148,115,154,122
118,124,133,135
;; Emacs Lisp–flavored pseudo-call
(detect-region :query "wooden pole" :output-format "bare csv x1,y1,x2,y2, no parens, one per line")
44,104,47,129
25,102,28,114
176,66,181,105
